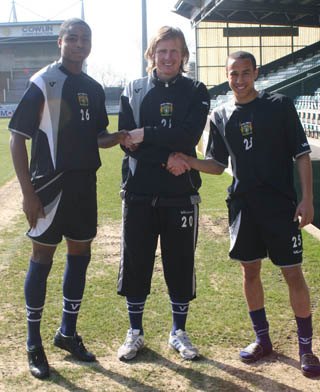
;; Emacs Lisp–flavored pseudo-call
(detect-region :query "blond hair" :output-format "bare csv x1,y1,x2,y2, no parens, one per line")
145,26,189,74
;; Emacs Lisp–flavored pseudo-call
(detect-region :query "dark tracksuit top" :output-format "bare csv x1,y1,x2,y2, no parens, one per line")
119,72,210,199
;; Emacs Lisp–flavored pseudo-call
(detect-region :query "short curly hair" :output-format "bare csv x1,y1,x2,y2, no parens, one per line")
59,18,91,38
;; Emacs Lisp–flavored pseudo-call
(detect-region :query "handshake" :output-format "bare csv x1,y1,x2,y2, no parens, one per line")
118,127,144,152
166,152,191,176
119,127,191,176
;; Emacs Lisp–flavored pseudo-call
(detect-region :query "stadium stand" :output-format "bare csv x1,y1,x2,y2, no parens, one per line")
295,88,320,139
0,21,61,110
4,68,39,103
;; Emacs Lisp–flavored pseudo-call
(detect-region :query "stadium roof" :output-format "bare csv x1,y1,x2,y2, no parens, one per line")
173,0,320,27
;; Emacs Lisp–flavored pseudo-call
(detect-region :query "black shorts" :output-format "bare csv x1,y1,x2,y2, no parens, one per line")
117,193,200,300
28,170,97,245
227,187,303,267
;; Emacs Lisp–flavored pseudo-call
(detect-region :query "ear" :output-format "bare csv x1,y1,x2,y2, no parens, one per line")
254,67,259,81
57,37,62,48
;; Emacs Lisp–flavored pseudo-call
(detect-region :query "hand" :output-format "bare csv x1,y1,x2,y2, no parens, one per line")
23,191,45,228
166,153,191,176
98,131,132,149
120,131,139,151
129,127,144,144
119,130,139,151
118,130,130,145
294,199,314,229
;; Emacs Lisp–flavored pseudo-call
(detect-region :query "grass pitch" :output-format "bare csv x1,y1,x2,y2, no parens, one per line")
0,116,319,391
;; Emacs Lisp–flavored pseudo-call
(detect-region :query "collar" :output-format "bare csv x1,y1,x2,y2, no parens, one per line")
151,69,182,87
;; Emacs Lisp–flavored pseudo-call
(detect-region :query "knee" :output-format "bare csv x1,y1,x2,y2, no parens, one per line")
31,251,54,265
242,262,261,283
67,240,92,256
282,266,307,290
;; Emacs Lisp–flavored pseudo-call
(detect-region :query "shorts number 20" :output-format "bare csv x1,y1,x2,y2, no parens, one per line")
181,215,193,228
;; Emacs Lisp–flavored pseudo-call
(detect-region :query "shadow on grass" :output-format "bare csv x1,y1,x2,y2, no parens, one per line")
91,347,252,392
45,348,311,391
204,351,304,392
50,353,162,392
49,366,92,392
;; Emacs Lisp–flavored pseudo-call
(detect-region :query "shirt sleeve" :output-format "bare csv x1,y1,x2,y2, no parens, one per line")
205,119,229,167
96,85,109,135
8,83,44,139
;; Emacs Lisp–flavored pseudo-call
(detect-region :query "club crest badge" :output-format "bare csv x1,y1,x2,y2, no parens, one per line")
239,121,253,136
160,102,173,117
78,93,89,107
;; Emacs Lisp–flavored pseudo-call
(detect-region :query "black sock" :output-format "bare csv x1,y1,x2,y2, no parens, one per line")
249,308,272,348
296,314,313,356
126,296,146,334
25,260,52,348
170,296,189,334
60,254,90,336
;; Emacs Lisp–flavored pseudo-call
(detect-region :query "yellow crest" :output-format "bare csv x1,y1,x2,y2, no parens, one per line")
240,121,253,136
160,102,173,117
78,93,89,107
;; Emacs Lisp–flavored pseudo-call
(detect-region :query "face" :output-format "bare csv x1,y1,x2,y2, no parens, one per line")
58,23,91,70
226,57,258,104
154,38,183,81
